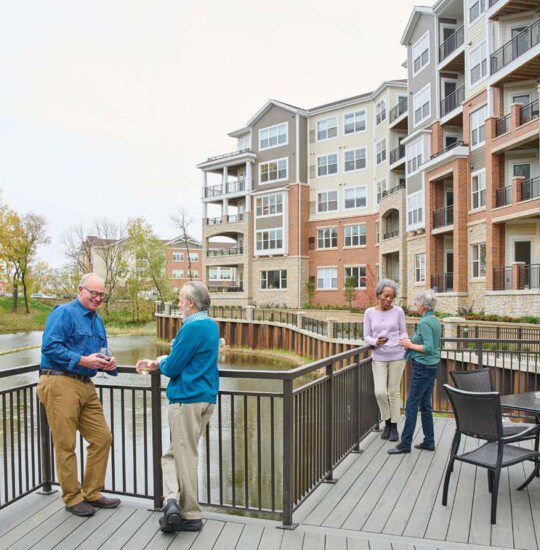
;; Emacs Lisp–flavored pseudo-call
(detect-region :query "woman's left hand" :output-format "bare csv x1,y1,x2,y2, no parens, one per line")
398,338,412,349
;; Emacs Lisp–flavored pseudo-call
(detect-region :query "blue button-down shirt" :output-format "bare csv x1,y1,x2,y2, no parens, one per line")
41,298,118,378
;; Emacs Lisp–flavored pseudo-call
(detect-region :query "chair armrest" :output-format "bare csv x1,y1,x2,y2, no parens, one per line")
502,424,540,444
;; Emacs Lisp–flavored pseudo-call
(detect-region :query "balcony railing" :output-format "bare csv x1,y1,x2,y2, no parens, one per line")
389,97,408,123
520,176,540,201
208,285,244,293
440,85,465,117
431,273,454,293
495,113,511,136
377,180,406,202
432,205,454,228
439,26,464,61
383,229,399,240
491,18,540,74
429,140,464,160
205,213,245,225
495,185,512,207
520,99,539,126
206,148,252,163
493,264,540,290
389,144,405,165
206,246,244,257
204,178,246,198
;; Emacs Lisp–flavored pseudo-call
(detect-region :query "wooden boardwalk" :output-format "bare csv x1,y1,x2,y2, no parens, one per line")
0,418,538,550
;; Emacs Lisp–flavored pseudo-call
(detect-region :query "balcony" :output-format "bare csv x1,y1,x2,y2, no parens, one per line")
431,273,454,293
389,97,407,124
521,176,540,201
439,26,464,62
208,284,244,293
495,185,512,207
429,140,464,161
207,246,244,257
383,229,399,240
389,144,405,166
495,113,511,136
432,205,454,229
493,264,540,290
488,0,540,20
377,180,406,202
204,178,246,199
490,18,540,77
440,85,465,118
520,99,539,126
204,213,245,225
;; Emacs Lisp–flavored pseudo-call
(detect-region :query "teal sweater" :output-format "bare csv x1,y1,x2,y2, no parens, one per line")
405,311,442,366
159,317,220,404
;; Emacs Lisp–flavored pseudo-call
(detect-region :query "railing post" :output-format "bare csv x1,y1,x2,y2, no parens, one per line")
476,340,483,370
37,403,57,495
151,371,164,511
279,378,297,529
323,363,337,484
352,351,362,453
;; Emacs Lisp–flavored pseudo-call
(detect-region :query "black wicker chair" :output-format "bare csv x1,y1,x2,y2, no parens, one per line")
442,384,540,524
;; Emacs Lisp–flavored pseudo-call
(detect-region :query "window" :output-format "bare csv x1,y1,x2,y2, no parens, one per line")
470,105,487,148
259,123,287,150
470,42,487,84
317,190,338,212
238,134,251,150
316,117,338,141
317,227,338,249
344,109,366,134
513,163,531,180
209,267,233,281
260,158,288,184
407,191,424,229
172,269,184,279
256,194,283,216
469,0,486,23
375,221,380,244
172,252,184,262
261,269,287,290
344,224,367,247
376,100,387,125
345,266,367,289
376,139,387,164
190,270,199,279
317,154,338,177
344,186,367,209
511,93,531,105
344,148,366,172
256,229,283,251
188,253,199,262
471,170,486,209
406,139,423,175
412,31,430,75
317,267,338,289
413,84,431,126
471,243,486,278
415,254,426,283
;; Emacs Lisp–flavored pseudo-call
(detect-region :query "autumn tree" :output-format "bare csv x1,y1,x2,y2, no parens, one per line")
61,223,94,274
170,206,195,280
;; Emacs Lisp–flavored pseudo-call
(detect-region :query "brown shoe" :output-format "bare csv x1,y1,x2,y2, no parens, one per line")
85,496,121,509
66,501,96,517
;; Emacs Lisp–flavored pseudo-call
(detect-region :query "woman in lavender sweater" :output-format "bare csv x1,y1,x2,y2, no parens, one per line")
363,279,408,442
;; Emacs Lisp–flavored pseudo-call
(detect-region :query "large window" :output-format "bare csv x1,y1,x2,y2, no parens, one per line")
208,267,233,281
255,229,283,251
172,252,184,262
344,109,366,134
256,194,283,216
345,266,367,289
259,123,287,150
317,190,338,212
413,84,431,126
260,158,288,184
317,227,338,249
172,269,184,280
470,41,487,84
406,139,423,175
190,269,199,279
412,31,430,75
415,254,426,283
471,243,486,278
376,139,386,165
317,267,338,290
407,190,424,229
188,253,199,262
261,269,287,290
376,100,387,125
469,0,486,23
344,186,367,209
344,148,367,172
471,169,486,209
317,154,338,177
470,105,487,149
316,117,338,141
344,224,367,247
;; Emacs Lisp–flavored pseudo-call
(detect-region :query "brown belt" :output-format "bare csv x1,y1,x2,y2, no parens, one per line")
41,369,92,383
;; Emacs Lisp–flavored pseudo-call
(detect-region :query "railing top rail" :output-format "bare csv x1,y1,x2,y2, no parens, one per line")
439,25,464,58
430,140,464,159
206,148,253,162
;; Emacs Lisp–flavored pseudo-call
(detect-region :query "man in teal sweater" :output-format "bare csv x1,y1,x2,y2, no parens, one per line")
137,281,219,533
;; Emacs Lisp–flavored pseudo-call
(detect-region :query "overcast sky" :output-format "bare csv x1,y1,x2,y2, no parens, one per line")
0,0,428,266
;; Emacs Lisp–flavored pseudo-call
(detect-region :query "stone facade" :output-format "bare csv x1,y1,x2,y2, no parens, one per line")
406,233,426,307
484,291,540,317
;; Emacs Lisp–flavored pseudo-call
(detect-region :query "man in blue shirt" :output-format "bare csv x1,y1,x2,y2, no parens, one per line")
137,281,219,533
37,273,121,517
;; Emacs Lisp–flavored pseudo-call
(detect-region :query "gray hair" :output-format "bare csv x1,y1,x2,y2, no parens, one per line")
375,278,399,298
79,273,103,287
414,289,437,312
183,281,211,311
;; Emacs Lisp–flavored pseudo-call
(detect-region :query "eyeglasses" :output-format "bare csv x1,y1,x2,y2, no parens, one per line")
82,287,108,300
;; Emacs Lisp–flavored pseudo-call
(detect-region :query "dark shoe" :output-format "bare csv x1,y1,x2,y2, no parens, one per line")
179,518,203,532
163,499,182,527
415,442,435,451
388,426,399,442
65,501,96,517
85,496,121,508
380,425,391,440
388,444,411,455
159,515,179,534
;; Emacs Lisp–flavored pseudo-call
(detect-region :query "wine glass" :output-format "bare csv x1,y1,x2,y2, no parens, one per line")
98,347,111,379
378,330,388,346
139,360,153,377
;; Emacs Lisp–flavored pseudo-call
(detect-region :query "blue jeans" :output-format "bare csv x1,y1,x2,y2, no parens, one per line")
400,360,439,448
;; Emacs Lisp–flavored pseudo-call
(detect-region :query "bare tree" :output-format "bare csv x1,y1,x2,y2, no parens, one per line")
170,207,195,280
61,224,93,274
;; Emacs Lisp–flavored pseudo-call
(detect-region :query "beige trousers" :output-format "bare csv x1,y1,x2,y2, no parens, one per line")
162,402,215,520
372,359,406,423
36,374,112,507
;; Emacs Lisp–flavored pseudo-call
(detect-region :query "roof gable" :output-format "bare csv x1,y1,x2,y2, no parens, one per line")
400,6,433,45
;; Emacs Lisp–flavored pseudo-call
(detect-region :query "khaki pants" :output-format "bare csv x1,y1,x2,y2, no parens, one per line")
162,402,215,520
372,359,406,423
36,374,112,507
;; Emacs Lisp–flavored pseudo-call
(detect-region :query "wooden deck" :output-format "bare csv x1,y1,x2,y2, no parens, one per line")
0,417,538,550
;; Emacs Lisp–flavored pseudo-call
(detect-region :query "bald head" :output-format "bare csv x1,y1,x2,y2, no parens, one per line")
78,273,107,312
